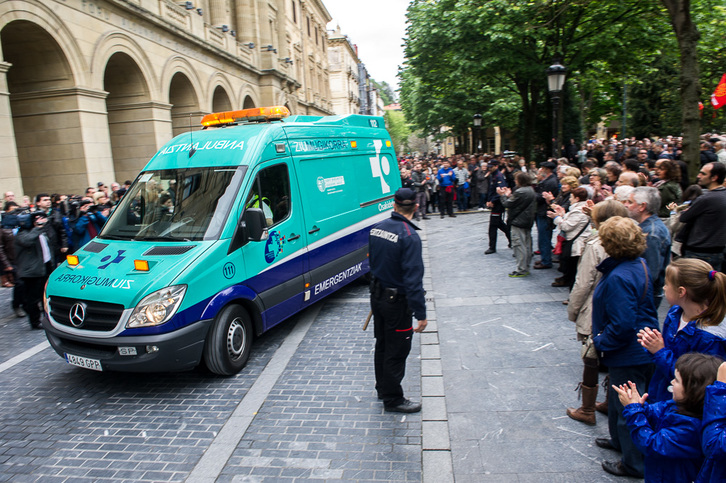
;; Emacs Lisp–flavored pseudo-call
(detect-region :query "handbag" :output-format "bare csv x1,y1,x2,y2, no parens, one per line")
560,222,590,259
580,335,597,359
553,234,565,255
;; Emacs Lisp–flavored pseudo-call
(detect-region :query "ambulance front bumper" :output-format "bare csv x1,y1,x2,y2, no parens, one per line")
43,318,213,373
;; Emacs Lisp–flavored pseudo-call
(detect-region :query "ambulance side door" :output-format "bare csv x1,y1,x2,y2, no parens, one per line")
235,158,306,329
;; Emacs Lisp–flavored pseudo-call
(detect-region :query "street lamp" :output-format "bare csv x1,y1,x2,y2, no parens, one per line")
473,113,482,154
547,60,566,158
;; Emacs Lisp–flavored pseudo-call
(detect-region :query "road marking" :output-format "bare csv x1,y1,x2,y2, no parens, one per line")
185,303,322,483
501,325,531,337
532,342,554,352
472,317,500,327
0,341,50,373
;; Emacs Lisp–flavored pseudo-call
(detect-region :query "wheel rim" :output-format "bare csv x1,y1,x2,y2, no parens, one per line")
226,317,246,360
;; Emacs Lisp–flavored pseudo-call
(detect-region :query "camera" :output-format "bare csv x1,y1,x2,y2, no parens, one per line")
16,211,47,230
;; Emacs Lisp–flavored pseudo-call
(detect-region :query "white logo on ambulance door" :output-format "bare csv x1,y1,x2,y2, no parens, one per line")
369,139,391,194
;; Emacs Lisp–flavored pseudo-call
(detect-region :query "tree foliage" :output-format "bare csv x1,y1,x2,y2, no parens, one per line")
371,79,397,106
385,110,412,154
400,0,726,160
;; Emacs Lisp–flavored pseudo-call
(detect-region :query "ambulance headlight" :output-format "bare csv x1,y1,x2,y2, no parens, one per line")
127,285,187,328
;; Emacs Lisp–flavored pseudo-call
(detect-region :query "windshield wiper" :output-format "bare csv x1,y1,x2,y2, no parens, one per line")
98,234,132,241
135,236,192,242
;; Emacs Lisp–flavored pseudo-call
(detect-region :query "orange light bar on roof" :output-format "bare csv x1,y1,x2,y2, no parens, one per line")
201,106,291,127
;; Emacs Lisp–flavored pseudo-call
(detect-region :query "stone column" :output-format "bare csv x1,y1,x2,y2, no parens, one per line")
9,87,115,196
235,0,259,45
209,0,230,27
107,101,173,184
0,62,23,197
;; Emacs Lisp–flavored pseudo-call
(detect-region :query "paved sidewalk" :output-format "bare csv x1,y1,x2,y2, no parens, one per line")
425,211,643,482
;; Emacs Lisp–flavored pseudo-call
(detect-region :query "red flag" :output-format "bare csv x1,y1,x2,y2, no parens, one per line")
711,74,726,109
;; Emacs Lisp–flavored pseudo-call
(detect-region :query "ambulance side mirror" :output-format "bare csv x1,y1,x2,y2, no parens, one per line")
244,208,268,242
229,208,268,254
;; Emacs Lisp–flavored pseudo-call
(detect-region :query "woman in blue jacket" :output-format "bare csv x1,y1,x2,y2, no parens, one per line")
638,259,726,404
698,361,726,482
591,216,659,478
616,353,722,483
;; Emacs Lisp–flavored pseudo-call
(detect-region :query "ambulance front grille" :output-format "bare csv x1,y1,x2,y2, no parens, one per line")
49,296,124,332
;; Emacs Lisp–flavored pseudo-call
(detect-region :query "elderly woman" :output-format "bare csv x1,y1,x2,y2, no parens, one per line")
654,159,682,218
588,168,612,203
604,162,621,188
565,200,629,426
547,187,590,289
543,175,578,213
591,216,659,478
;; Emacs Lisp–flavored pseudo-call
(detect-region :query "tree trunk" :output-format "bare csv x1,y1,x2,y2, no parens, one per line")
662,0,700,180
517,80,538,162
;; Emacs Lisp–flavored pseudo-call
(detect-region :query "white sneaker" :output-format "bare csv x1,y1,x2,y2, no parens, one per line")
478,207,485,211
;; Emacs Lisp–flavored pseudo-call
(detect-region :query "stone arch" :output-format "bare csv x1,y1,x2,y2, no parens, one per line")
169,72,201,138
207,72,236,112
0,1,88,84
212,86,232,113
91,32,159,97
0,19,90,196
104,52,158,184
161,57,203,136
243,95,256,109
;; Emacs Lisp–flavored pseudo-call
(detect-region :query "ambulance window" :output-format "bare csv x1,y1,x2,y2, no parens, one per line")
99,166,246,241
245,164,291,227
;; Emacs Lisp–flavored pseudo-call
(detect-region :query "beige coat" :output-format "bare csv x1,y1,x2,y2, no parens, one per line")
567,233,607,340
553,201,590,257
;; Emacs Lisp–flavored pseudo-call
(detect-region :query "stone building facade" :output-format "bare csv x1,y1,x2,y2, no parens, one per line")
0,0,332,197
327,26,360,116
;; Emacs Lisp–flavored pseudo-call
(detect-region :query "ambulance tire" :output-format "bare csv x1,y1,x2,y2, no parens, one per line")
203,305,253,375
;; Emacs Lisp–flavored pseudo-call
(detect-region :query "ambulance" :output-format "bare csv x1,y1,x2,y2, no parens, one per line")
43,106,401,375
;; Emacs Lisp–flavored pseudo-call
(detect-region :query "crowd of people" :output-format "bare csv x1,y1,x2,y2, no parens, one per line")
400,134,726,481
0,181,131,329
2,133,726,480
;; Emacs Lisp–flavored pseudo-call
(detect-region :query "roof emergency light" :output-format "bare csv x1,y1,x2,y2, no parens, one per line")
201,106,291,128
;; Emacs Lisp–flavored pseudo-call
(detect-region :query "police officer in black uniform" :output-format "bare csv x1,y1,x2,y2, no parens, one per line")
369,187,428,413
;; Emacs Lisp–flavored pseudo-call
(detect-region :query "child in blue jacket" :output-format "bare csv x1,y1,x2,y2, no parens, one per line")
615,353,723,483
638,259,726,403
697,361,726,482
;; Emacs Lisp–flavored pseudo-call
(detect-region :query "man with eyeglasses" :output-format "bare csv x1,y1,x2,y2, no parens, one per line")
637,149,649,166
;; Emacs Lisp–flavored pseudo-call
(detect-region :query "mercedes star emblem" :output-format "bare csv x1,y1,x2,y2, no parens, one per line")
69,302,87,328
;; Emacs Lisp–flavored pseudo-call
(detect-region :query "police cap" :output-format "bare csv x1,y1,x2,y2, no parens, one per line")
394,187,416,206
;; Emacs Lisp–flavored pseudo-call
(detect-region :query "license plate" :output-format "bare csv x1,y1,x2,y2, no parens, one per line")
64,353,103,371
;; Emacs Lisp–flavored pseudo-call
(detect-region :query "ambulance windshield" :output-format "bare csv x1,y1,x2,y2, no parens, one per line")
100,166,247,241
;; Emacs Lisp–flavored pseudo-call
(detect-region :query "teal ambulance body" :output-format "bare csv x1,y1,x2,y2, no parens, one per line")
43,106,401,375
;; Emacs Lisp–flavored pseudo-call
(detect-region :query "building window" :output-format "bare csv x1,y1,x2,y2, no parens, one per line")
291,1,296,23
315,26,318,45
307,17,310,36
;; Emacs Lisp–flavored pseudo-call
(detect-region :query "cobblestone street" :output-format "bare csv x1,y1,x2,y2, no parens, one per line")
0,212,648,482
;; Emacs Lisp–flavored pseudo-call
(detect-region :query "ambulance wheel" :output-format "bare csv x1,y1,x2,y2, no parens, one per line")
203,305,253,375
